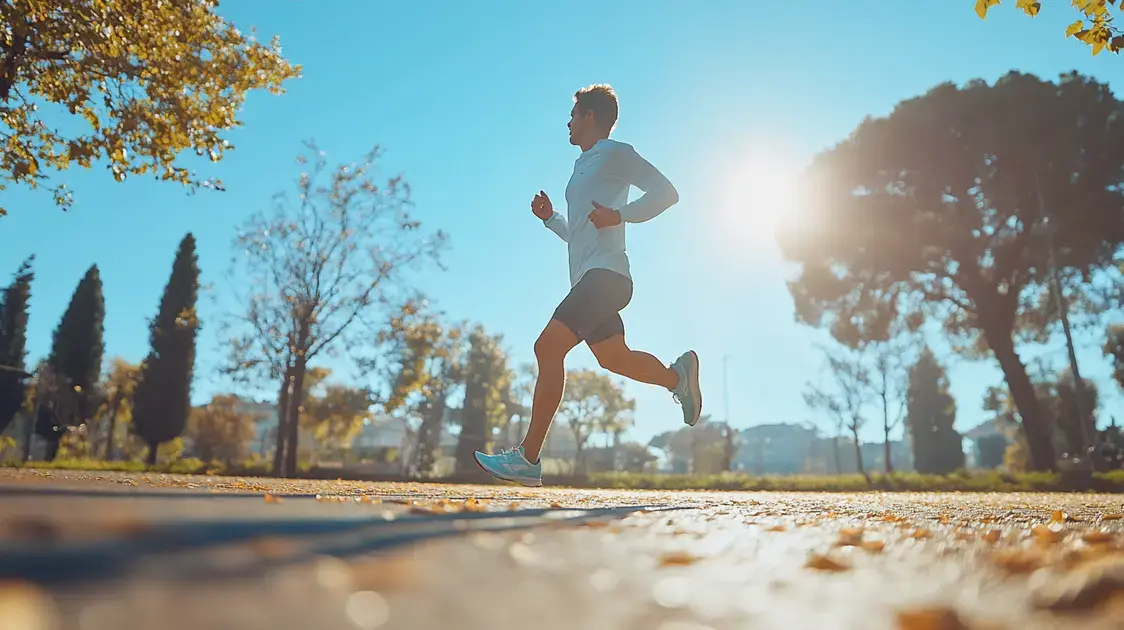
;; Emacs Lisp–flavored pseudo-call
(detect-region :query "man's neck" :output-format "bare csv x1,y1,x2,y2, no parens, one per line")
579,134,609,152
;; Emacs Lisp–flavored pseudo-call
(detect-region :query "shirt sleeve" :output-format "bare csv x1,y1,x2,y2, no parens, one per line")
612,144,679,223
544,211,568,242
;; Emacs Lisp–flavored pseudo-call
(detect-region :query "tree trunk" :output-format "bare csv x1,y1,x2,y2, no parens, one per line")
272,368,292,477
850,424,870,485
146,442,159,467
414,394,446,476
832,435,842,474
283,357,308,478
883,396,893,474
103,396,121,461
988,331,1056,471
44,437,59,462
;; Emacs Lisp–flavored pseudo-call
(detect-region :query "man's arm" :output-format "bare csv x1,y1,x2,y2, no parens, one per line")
544,212,568,242
612,144,679,223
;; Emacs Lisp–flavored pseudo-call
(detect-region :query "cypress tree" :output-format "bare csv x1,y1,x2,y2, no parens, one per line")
906,348,964,474
48,264,105,426
132,234,201,466
0,257,34,435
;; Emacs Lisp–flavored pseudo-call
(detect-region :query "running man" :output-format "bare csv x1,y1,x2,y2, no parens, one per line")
473,84,702,487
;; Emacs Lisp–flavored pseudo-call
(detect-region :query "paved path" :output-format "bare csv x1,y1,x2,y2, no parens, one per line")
1,469,1124,630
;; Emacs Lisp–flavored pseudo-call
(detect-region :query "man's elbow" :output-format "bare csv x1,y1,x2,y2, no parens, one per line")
665,183,679,207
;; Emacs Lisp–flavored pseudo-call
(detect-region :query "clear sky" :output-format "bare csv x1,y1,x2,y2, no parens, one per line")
2,1,1121,446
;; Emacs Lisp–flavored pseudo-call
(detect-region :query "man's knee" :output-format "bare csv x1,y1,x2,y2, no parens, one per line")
591,338,629,373
534,321,576,361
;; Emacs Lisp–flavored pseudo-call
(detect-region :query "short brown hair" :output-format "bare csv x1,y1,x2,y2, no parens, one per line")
574,84,619,132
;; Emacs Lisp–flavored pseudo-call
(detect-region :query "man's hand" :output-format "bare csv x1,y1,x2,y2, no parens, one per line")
588,201,622,228
531,190,553,221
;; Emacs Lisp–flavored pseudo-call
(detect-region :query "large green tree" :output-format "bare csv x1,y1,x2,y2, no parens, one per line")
779,71,1124,471
0,0,301,216
48,264,104,426
132,234,200,466
905,349,964,474
0,256,33,435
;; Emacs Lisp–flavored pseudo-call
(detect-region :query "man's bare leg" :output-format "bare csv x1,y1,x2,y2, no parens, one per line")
519,319,579,464
589,334,679,390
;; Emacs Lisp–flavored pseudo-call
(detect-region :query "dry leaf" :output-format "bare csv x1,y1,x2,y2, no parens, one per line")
1102,515,1124,522
1032,524,1064,545
837,528,864,547
982,529,1002,543
1051,510,1068,523
805,554,850,572
895,606,971,630
992,549,1044,575
1081,530,1116,545
658,551,700,567
263,493,282,504
862,540,886,553
766,524,787,532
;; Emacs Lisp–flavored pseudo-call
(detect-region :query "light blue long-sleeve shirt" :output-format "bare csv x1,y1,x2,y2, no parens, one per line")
543,138,679,287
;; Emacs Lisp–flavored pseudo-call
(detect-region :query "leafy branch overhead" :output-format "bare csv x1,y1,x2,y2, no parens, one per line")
0,0,302,216
975,0,1124,55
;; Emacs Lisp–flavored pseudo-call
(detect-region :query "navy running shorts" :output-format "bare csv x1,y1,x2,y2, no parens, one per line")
552,268,633,344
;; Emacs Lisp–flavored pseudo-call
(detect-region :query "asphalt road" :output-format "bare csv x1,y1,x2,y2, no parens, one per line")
2,469,1124,630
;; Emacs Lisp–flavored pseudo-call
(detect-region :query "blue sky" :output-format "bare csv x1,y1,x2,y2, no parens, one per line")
2,1,1121,445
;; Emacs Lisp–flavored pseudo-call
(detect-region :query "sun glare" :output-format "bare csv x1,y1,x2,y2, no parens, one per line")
724,155,802,249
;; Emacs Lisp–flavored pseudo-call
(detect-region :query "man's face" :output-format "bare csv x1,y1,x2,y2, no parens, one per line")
567,105,595,145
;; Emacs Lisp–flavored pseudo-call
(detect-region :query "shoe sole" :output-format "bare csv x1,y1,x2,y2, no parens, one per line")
683,350,703,426
472,451,544,487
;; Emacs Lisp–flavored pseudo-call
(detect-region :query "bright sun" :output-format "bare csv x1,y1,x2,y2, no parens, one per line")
726,155,802,246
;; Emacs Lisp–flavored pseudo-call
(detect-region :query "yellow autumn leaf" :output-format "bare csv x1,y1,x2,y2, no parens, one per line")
1016,0,1041,17
975,0,1001,19
658,551,701,567
1066,20,1087,37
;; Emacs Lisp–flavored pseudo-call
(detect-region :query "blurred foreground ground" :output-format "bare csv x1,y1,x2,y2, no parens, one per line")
1,469,1124,630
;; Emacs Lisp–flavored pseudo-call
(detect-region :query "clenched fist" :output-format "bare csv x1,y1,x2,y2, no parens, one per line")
531,190,553,221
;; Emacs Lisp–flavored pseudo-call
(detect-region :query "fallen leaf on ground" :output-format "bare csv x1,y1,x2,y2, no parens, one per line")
895,606,971,630
862,540,886,553
992,549,1045,575
1032,524,1064,545
263,493,282,504
1081,531,1115,545
806,554,850,572
658,551,701,567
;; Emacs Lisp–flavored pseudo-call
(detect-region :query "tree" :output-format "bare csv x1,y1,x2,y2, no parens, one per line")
553,369,634,475
299,367,375,462
975,0,1124,56
377,303,465,476
48,264,105,427
866,337,912,473
1105,323,1124,391
0,256,33,435
132,234,200,466
186,394,261,465
224,142,445,478
1049,370,1099,461
0,1,301,217
779,71,1124,471
454,326,512,474
96,357,140,460
906,349,964,474
820,346,872,481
